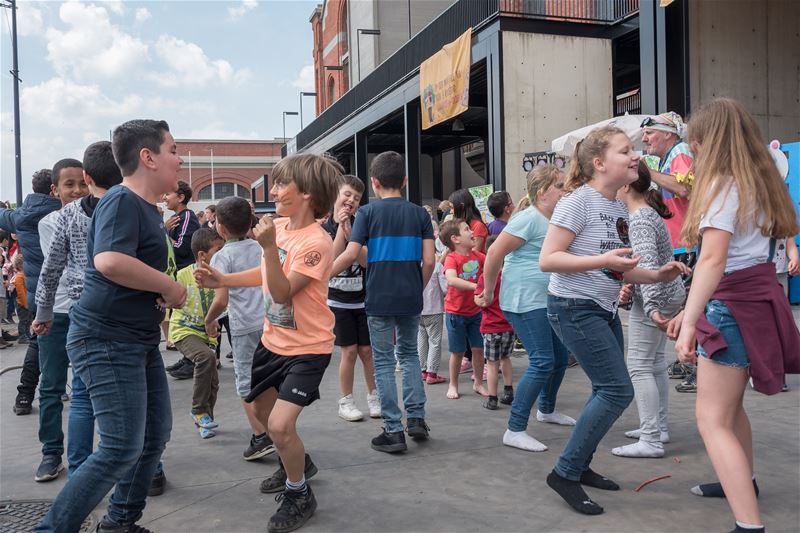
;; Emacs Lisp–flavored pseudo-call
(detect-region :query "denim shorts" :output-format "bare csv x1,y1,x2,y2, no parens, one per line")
445,312,483,353
697,300,749,368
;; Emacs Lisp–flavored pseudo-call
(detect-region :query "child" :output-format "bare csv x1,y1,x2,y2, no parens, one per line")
14,254,31,344
35,119,186,533
613,161,686,458
195,153,341,533
474,235,515,410
672,98,800,533
331,151,435,453
539,126,688,515
774,236,799,297
323,175,380,422
449,189,489,252
439,219,487,399
203,196,273,460
419,250,448,385
169,228,223,438
487,191,514,235
31,141,122,477
164,180,201,270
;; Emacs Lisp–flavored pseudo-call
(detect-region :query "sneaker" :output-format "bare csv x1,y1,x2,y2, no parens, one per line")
483,396,499,410
260,453,318,493
165,343,178,351
366,390,381,418
421,370,429,381
567,354,579,368
244,433,276,461
514,337,524,351
168,361,194,380
13,394,32,415
337,394,364,422
406,417,429,440
17,336,29,345
148,469,166,496
191,412,218,429
459,359,473,374
267,485,317,533
1,330,18,341
371,429,407,453
668,360,689,379
34,455,64,482
165,357,189,372
0,338,10,349
425,373,446,385
225,351,233,359
97,518,154,533
675,371,697,393
500,386,514,405
781,382,789,392
199,427,216,439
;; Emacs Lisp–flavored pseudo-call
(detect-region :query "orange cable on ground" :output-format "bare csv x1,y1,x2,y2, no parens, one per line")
634,474,672,492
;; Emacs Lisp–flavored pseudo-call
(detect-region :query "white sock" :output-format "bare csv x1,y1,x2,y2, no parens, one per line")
536,410,576,426
503,429,548,452
735,521,764,530
624,428,670,443
611,440,665,458
286,475,307,493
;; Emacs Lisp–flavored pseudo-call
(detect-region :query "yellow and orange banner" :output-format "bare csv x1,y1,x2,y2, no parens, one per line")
420,28,472,130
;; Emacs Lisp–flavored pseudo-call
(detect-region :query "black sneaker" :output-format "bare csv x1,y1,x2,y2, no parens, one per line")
406,418,429,440
268,485,317,533
675,371,697,393
13,394,32,415
371,429,407,453
668,360,689,379
483,396,499,410
244,433,276,461
260,454,318,494
148,469,166,496
97,518,154,533
225,351,233,359
168,360,194,380
2,330,18,341
34,455,64,482
165,343,178,351
500,386,514,405
165,356,189,372
567,354,579,368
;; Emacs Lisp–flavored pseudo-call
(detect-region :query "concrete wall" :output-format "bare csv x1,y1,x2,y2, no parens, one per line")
502,31,613,201
689,0,800,142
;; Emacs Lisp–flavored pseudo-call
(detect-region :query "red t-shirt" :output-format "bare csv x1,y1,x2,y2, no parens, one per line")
469,218,489,253
444,250,484,316
476,272,513,333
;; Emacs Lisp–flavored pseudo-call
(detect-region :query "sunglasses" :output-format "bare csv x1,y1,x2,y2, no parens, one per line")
640,117,658,128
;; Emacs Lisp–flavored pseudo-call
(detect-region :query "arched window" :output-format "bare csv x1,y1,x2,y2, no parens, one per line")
197,182,249,201
328,76,336,105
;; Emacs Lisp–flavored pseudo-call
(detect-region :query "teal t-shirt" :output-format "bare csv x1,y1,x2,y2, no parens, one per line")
499,206,551,313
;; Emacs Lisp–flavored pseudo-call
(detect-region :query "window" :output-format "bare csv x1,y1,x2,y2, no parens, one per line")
197,182,247,201
328,76,336,106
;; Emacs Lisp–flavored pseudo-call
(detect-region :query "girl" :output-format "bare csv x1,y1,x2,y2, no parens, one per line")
612,161,685,458
449,189,489,253
481,165,576,453
539,126,688,515
671,98,800,533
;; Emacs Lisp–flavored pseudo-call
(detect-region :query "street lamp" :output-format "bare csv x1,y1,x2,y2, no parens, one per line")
282,111,299,143
1,0,23,206
299,92,317,129
356,29,380,82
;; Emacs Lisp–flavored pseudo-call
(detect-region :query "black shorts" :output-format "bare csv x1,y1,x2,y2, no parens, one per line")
246,342,331,406
331,307,370,347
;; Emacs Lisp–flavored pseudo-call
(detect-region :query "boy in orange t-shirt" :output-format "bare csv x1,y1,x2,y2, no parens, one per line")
14,254,31,343
195,153,341,533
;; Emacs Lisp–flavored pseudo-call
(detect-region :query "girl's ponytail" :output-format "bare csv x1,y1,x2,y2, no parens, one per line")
632,160,673,219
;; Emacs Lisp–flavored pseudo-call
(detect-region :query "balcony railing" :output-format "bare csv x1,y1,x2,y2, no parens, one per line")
501,0,639,24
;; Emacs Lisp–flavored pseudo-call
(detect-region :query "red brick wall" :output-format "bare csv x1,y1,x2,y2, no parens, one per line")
312,0,349,114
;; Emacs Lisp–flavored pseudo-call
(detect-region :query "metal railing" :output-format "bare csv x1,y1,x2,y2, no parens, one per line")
501,0,639,24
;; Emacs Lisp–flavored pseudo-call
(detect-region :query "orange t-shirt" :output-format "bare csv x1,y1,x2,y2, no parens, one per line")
261,217,335,356
15,273,26,308
470,218,489,252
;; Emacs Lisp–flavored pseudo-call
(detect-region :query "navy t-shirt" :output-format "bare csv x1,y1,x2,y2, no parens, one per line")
70,185,172,345
349,197,433,316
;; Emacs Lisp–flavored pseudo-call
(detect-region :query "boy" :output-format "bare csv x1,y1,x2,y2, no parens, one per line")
195,153,340,533
202,196,273,460
439,219,487,399
322,175,380,422
33,143,122,479
170,228,223,438
0,169,61,415
474,235,515,410
35,119,186,533
14,255,31,344
331,151,435,453
486,191,514,236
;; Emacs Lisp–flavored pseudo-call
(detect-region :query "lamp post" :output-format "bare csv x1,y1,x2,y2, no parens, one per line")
356,29,380,83
1,0,23,205
282,111,299,144
299,92,317,129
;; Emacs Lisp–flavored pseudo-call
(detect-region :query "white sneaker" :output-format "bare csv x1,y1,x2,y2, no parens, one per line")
338,394,364,422
366,390,381,418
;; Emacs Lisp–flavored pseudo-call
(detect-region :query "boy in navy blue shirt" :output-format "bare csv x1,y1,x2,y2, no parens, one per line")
36,119,186,533
332,151,435,453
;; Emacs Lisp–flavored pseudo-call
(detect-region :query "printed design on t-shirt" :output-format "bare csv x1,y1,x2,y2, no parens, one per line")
459,259,480,281
599,214,629,282
304,250,321,267
163,231,177,280
264,247,296,329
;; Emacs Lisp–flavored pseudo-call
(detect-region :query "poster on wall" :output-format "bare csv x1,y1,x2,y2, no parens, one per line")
469,184,494,222
420,28,472,130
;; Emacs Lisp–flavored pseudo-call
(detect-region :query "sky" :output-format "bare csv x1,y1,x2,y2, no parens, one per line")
0,0,318,200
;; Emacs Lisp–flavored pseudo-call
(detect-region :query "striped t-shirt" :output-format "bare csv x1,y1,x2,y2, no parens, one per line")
547,185,629,312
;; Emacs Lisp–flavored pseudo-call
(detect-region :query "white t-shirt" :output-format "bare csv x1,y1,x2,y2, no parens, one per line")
699,181,770,273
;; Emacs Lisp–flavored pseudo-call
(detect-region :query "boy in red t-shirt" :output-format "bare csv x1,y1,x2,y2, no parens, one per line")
440,219,487,399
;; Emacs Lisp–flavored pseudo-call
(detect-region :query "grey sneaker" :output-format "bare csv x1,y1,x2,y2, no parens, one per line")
35,455,64,482
243,433,276,461
260,454,318,493
675,371,697,393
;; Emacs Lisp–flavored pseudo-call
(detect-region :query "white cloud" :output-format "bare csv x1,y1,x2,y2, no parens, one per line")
134,7,151,23
14,3,44,37
228,0,258,20
291,65,315,92
187,123,261,140
151,35,252,87
105,0,124,15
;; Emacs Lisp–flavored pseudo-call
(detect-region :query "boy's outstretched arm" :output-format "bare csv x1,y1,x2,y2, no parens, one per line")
253,215,313,304
94,251,186,308
195,261,261,288
331,241,362,278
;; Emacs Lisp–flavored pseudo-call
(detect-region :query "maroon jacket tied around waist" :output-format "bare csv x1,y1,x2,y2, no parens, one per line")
695,262,800,395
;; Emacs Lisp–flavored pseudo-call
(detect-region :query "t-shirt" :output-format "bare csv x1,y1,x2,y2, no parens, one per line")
261,217,335,355
210,238,264,335
659,141,694,252
322,217,365,308
476,272,512,334
547,185,629,313
469,218,489,252
487,218,507,236
500,206,551,313
70,185,170,345
444,250,484,316
349,197,434,316
169,209,201,270
169,265,217,346
699,181,769,273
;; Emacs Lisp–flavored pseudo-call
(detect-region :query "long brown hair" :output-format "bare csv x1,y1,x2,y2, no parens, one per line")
680,98,798,246
630,160,672,219
564,126,627,193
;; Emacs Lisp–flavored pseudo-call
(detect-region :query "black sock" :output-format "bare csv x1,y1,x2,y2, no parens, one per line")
489,395,498,401
694,478,759,498
580,468,620,491
504,385,513,391
547,470,604,515
731,523,765,533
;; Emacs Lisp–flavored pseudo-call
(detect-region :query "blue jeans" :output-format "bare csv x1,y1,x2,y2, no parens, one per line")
547,296,633,481
38,313,70,456
367,315,426,433
36,337,172,532
505,308,569,432
67,369,95,477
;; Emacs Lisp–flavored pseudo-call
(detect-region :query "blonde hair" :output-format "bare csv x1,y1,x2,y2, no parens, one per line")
527,164,564,205
513,195,531,215
271,153,343,218
681,98,799,246
564,126,627,193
